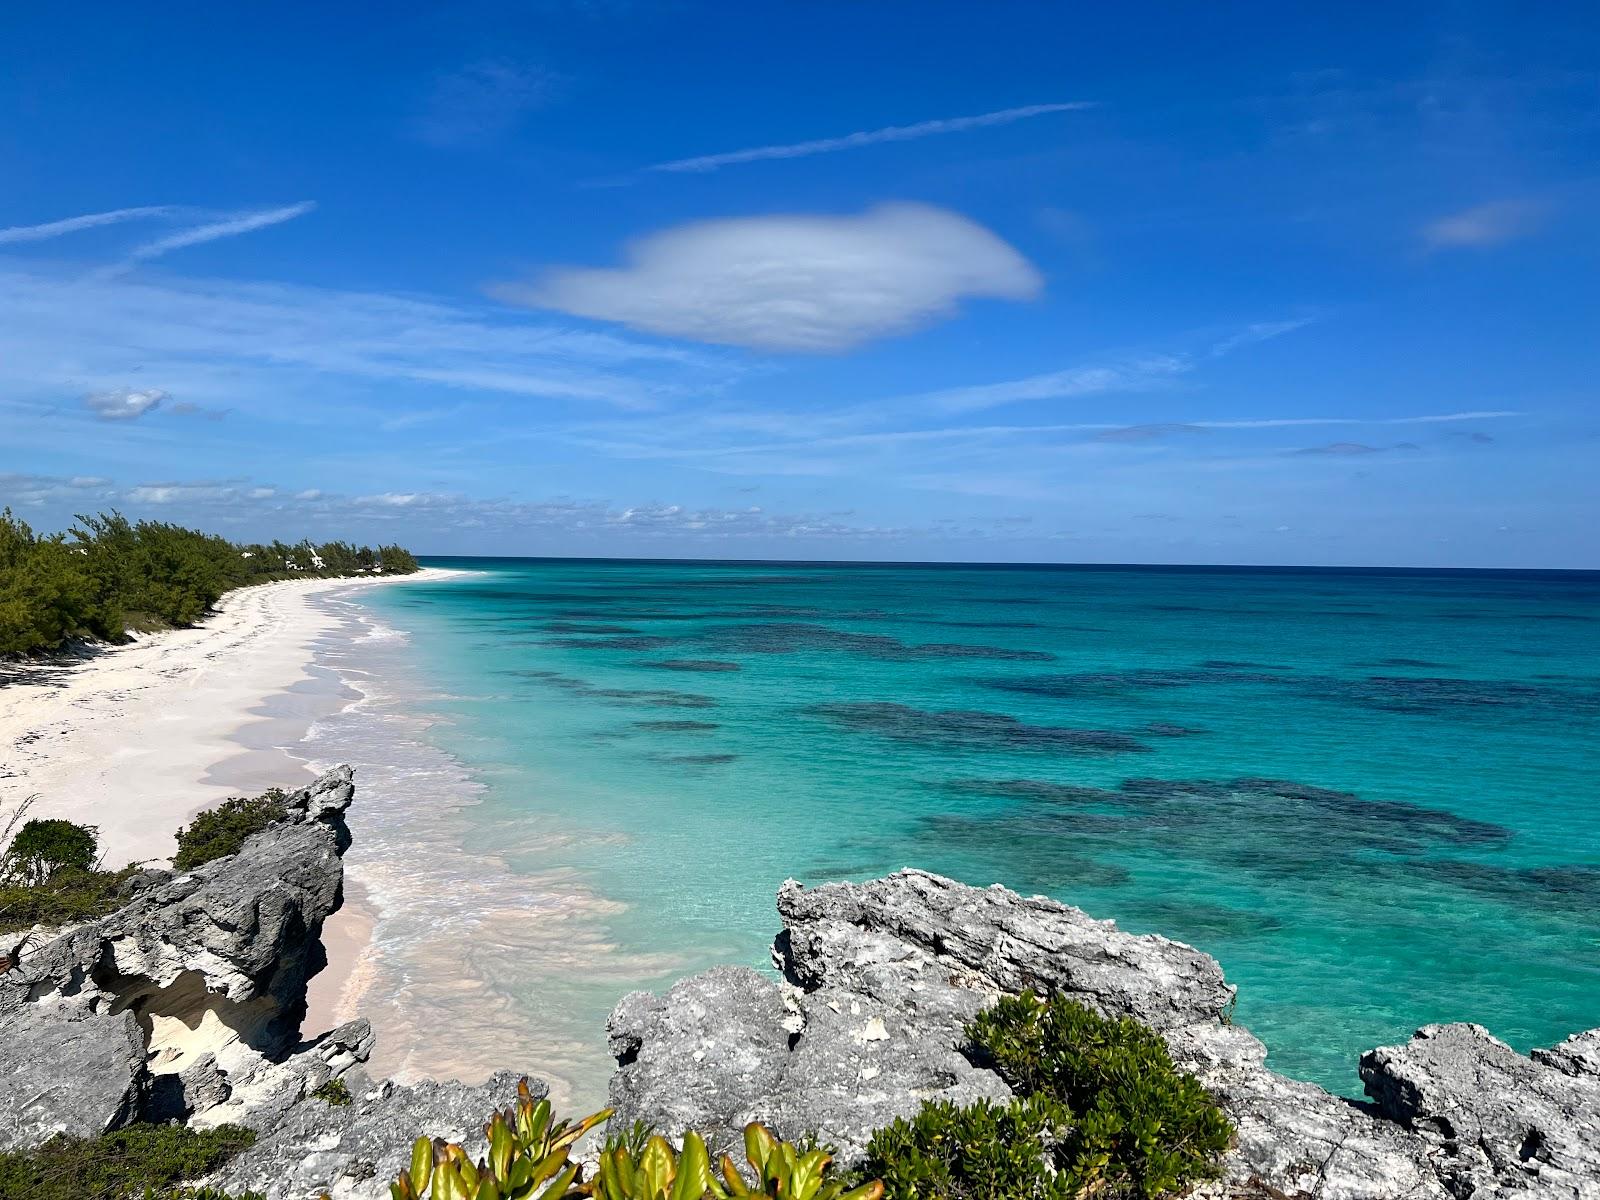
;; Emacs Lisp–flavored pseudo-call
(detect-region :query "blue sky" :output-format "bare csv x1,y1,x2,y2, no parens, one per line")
2,2,1596,566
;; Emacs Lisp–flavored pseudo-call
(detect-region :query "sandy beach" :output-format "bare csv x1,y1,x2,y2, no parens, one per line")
0,569,460,868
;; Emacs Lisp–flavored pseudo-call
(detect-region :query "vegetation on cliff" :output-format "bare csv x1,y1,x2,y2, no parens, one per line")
0,805,133,937
0,1123,259,1200
0,783,293,935
859,992,1233,1199
172,789,291,871
0,508,419,657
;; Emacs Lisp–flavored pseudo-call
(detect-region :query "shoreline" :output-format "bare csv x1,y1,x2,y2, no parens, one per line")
0,569,466,1047
0,568,464,865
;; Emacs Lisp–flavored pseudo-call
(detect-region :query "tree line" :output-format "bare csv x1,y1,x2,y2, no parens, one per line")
0,508,420,656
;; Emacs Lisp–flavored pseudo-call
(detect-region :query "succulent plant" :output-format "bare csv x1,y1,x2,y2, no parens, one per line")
382,1080,881,1200
388,1079,609,1200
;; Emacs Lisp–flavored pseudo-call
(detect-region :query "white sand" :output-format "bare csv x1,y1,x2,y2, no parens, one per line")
0,569,462,867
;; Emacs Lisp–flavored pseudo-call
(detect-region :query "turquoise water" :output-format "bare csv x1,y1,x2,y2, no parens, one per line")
351,559,1600,1101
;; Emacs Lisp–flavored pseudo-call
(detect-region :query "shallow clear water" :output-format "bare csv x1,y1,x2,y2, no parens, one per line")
346,559,1600,1104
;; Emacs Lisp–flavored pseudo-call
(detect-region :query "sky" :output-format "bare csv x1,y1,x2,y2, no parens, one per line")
2,2,1597,567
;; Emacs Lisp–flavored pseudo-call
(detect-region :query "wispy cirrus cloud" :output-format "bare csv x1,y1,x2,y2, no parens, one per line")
645,102,1095,173
112,201,316,272
0,206,177,245
1422,199,1546,250
0,260,735,420
910,358,1190,414
1208,317,1316,356
1293,440,1420,456
413,60,553,148
1,201,318,273
904,317,1317,415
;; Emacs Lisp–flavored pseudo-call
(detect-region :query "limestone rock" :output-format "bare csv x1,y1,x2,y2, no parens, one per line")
208,1071,545,1200
0,767,360,1143
775,870,1235,1029
1361,1022,1600,1199
608,870,1455,1197
0,1003,146,1151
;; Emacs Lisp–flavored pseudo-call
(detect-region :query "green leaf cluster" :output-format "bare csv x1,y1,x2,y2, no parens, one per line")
0,864,140,936
389,1079,608,1200
590,1120,882,1200
172,790,290,871
311,1078,353,1107
0,1122,256,1200
0,507,420,657
3,817,99,884
0,814,134,935
385,1081,881,1200
859,993,1233,1200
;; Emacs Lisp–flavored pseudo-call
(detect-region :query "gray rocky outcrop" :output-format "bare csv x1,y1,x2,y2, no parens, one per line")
609,869,1599,1199
0,767,375,1148
1361,1023,1600,1199
0,765,552,1200
0,1002,147,1151
208,1071,544,1200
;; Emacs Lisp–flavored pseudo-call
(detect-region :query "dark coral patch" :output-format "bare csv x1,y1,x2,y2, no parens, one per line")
1405,860,1600,916
704,622,1054,662
650,752,739,766
509,669,717,709
543,635,680,651
811,702,1149,754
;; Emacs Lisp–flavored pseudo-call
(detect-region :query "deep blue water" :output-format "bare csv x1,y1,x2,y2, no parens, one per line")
350,558,1600,1101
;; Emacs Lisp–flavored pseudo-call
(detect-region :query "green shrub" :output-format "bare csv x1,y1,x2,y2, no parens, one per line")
971,992,1233,1199
857,994,1231,1200
861,1095,1072,1200
3,817,99,884
172,791,289,871
0,864,139,936
0,1123,255,1200
310,1078,352,1107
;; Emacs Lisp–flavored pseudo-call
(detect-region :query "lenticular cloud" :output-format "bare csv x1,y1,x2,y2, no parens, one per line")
494,203,1042,353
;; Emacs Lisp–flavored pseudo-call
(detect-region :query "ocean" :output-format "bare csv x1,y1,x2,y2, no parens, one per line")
304,558,1600,1108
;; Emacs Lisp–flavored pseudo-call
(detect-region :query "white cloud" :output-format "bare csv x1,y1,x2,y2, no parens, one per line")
83,386,168,421
1422,200,1544,250
646,102,1094,173
0,206,176,245
496,203,1042,352
114,202,316,271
